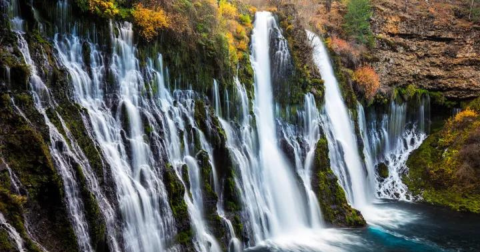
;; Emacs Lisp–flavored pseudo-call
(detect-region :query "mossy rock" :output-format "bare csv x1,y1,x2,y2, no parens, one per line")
376,163,389,179
275,4,323,107
195,150,226,246
0,229,16,252
0,93,80,252
405,105,480,213
312,137,366,227
163,164,193,249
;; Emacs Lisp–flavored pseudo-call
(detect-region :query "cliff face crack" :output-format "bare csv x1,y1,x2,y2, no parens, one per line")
386,32,456,43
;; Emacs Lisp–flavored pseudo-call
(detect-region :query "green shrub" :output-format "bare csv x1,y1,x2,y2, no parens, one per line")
343,0,374,46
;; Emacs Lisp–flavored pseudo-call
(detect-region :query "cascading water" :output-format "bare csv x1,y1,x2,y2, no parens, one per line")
54,22,177,252
1,158,22,194
358,98,430,201
3,1,477,251
13,12,97,251
145,58,223,252
0,212,26,252
54,13,229,250
279,94,324,228
218,80,266,244
250,11,310,235
308,31,370,208
307,29,431,230
212,79,242,252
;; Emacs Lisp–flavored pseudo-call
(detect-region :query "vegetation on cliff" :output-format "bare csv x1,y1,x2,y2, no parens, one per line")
405,98,480,213
312,137,366,227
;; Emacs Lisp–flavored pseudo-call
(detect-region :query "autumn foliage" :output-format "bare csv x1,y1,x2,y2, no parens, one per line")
353,65,380,99
132,4,169,41
89,0,119,18
454,108,478,123
217,0,251,64
326,36,360,63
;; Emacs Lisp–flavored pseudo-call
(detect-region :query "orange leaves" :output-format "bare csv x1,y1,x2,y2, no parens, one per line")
454,108,478,123
326,36,360,63
353,65,380,100
330,37,352,53
132,3,169,41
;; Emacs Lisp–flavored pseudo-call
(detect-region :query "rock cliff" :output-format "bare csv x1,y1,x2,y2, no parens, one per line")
372,0,480,99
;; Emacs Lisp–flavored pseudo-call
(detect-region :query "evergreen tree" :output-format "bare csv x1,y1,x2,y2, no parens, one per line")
343,0,374,46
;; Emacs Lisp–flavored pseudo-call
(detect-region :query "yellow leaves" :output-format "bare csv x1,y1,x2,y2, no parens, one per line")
236,40,248,52
248,6,257,15
454,108,478,123
89,0,119,18
226,32,236,53
353,65,380,100
219,0,238,19
234,23,246,39
132,3,169,41
216,0,252,65
267,7,278,13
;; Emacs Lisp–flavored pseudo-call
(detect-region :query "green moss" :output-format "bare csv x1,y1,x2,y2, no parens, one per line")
405,106,480,213
73,164,108,252
164,164,189,220
0,229,15,252
163,163,194,248
0,93,79,252
376,163,389,179
275,4,323,107
312,137,366,227
175,229,193,245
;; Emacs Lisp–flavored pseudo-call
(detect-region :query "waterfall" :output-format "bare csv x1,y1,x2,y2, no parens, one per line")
213,80,223,117
358,98,429,201
13,15,97,251
251,11,309,235
146,58,223,252
212,80,242,252
284,94,324,228
0,212,26,252
218,80,266,244
54,23,177,252
1,158,22,194
54,16,228,250
239,11,319,238
1,0,456,250
308,31,370,208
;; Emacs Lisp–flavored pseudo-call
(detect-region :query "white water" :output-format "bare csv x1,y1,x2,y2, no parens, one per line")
308,31,370,209
279,94,324,228
5,2,438,251
250,11,311,236
15,23,95,252
1,158,22,194
146,57,227,252
307,30,430,230
358,99,429,201
0,212,26,252
218,80,266,244
53,14,230,250
54,23,176,252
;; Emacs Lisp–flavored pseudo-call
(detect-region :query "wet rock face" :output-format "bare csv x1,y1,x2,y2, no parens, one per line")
311,137,366,227
269,24,295,100
371,0,480,99
376,162,389,179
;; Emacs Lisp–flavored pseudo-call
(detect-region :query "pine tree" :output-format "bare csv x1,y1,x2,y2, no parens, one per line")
343,0,374,46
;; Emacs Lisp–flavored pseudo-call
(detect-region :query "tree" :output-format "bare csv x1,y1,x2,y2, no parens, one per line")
353,65,379,100
343,0,374,46
132,3,169,41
